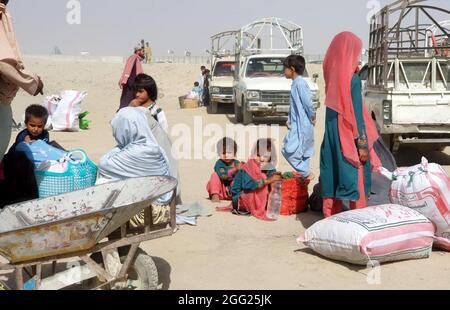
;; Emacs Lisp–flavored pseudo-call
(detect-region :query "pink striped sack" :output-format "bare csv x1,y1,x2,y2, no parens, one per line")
382,157,450,251
51,90,87,132
298,205,435,265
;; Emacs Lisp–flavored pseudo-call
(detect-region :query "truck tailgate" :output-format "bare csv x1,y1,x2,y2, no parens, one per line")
394,99,450,125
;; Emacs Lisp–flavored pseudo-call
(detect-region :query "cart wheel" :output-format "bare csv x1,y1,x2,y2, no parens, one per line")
123,248,158,290
84,248,158,290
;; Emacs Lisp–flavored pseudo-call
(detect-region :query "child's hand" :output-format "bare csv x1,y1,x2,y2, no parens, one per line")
235,163,244,171
24,135,32,143
129,99,141,107
268,174,282,184
359,148,369,163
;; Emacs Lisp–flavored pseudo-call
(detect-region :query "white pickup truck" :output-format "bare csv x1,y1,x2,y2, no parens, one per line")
234,54,320,125
208,57,236,114
231,17,320,125
362,1,450,153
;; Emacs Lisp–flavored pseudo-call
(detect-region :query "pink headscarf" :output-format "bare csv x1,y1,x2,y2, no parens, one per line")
323,32,381,169
240,159,272,221
119,53,144,86
0,4,24,68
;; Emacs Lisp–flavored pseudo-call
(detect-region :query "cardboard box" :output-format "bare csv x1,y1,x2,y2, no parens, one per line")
179,96,199,109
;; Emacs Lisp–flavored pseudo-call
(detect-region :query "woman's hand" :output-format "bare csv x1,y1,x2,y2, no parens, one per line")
34,77,44,96
359,148,369,163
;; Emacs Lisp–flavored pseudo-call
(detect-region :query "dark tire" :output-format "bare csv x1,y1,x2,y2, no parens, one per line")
85,248,158,290
234,101,243,123
242,99,253,126
207,101,219,114
126,249,158,290
381,134,394,153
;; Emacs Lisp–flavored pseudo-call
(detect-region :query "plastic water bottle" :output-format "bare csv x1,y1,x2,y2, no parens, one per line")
266,181,282,220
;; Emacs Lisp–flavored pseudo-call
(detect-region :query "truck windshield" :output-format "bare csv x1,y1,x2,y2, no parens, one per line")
213,62,235,77
246,58,285,77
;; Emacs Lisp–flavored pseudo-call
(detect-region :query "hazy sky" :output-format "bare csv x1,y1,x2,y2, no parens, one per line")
7,0,449,57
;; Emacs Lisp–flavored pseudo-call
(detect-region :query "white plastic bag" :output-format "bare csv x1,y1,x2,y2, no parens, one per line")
298,204,435,265
40,95,62,130
51,90,87,132
380,157,450,251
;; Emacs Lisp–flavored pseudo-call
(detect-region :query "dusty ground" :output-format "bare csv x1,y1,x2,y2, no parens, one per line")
2,58,450,289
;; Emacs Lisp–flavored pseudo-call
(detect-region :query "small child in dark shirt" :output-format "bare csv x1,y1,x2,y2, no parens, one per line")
206,137,242,203
15,104,50,146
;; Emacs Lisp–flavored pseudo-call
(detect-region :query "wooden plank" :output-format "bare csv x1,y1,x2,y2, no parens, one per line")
170,189,177,232
118,243,139,279
15,268,23,291
36,264,42,289
80,255,113,283
39,265,97,290
144,207,152,234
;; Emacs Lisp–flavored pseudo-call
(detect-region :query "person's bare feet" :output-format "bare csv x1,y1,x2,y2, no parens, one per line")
211,195,221,203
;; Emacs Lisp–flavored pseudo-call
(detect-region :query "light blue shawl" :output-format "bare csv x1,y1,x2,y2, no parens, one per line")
99,107,172,204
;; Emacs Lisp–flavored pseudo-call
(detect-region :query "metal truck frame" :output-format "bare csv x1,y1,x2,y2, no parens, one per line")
365,0,450,153
233,17,319,125
208,31,254,114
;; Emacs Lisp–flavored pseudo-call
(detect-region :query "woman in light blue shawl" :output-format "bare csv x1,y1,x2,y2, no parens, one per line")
98,107,173,205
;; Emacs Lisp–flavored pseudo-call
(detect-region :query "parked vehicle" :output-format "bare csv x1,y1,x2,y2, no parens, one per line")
232,17,320,125
362,0,450,153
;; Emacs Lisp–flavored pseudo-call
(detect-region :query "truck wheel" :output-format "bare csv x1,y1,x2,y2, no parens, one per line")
242,100,253,125
207,101,219,114
234,102,243,123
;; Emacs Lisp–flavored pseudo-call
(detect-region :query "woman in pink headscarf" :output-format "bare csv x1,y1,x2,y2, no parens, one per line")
118,46,144,110
320,32,381,218
0,0,43,160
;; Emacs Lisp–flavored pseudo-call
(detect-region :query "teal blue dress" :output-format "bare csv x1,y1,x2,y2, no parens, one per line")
320,75,372,201
214,159,240,187
231,169,276,210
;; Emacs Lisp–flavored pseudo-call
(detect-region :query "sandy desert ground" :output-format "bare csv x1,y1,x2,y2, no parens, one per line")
3,57,450,290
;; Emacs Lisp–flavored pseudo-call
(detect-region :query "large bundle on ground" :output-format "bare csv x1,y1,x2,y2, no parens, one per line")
382,157,450,251
298,204,435,265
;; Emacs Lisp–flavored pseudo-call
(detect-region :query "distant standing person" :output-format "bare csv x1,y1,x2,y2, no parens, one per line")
0,0,44,160
118,46,144,110
197,66,206,104
145,42,152,64
202,69,211,107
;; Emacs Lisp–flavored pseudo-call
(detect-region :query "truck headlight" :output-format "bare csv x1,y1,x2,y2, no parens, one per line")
212,87,221,94
247,91,260,100
382,100,392,125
